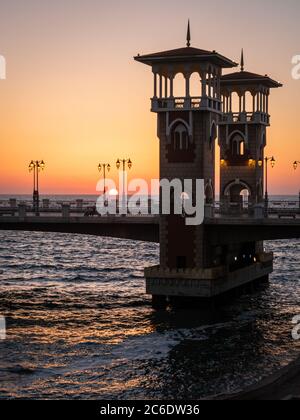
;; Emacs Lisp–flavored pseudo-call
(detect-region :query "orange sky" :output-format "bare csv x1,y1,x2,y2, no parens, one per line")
0,0,299,195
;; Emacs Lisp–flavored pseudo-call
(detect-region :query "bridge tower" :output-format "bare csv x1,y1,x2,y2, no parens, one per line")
135,25,241,306
217,52,282,284
219,50,282,213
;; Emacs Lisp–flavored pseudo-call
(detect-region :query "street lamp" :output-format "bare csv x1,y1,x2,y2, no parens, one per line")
293,161,300,210
293,161,300,170
116,158,133,210
264,156,275,214
28,160,46,216
98,163,111,199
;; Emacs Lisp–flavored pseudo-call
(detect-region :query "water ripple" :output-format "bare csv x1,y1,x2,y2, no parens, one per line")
0,231,299,399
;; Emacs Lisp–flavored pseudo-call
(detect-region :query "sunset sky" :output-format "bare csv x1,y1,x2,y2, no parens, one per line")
0,0,299,195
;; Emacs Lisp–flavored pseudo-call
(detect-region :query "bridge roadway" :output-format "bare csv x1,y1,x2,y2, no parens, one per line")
0,214,299,244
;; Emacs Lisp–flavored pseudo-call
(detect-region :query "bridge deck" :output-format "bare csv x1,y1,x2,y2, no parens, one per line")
0,214,299,244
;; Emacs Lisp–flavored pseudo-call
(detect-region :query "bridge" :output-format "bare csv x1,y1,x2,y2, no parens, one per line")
1,27,300,306
0,198,299,244
0,197,299,303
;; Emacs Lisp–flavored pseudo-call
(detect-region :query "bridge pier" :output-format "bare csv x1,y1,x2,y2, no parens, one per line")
151,295,168,310
146,252,273,304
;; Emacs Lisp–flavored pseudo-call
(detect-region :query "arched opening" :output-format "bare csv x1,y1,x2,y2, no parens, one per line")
230,133,245,157
231,92,240,113
224,181,252,213
245,91,253,113
240,189,249,209
189,72,201,97
172,123,189,151
173,73,186,98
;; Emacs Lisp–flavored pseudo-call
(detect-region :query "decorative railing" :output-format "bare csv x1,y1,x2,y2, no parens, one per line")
152,96,222,112
0,198,299,219
220,111,270,125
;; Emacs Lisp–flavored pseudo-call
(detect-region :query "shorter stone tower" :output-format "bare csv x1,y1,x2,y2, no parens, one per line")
219,50,282,214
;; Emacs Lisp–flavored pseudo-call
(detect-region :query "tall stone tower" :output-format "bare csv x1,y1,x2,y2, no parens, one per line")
219,50,282,213
135,25,237,306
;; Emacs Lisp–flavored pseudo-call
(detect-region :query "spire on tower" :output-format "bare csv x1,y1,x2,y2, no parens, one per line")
241,48,245,72
186,20,191,47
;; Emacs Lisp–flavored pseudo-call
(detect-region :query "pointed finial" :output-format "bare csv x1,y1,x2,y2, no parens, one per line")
241,48,244,72
186,20,191,47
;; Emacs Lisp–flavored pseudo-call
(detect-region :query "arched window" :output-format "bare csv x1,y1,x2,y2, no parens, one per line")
230,134,245,157
240,189,249,208
172,124,189,151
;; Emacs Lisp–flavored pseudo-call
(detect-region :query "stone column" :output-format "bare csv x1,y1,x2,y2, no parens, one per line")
159,75,163,98
164,76,168,98
201,72,207,97
169,76,174,98
185,74,190,97
153,72,157,98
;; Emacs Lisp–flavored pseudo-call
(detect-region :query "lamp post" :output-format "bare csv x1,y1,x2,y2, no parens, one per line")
98,163,111,199
293,161,300,210
264,156,275,215
28,160,45,216
293,161,300,170
116,158,132,211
